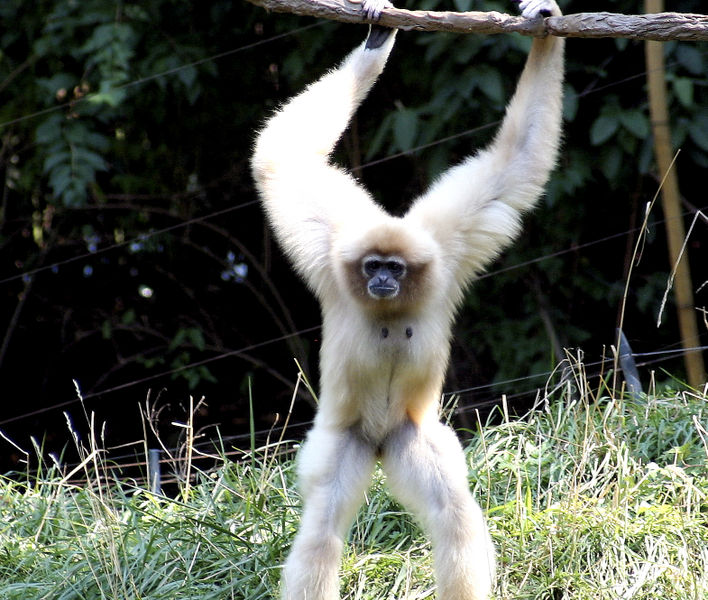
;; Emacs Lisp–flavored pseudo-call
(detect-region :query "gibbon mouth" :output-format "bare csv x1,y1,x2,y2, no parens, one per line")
369,285,398,298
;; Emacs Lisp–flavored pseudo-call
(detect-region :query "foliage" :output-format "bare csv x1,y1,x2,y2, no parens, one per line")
0,369,706,598
0,0,707,469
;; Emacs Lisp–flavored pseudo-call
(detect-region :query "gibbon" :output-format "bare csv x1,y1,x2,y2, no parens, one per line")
251,0,565,598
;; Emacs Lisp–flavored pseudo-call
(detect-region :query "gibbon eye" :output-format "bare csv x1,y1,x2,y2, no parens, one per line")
386,260,405,277
364,259,382,276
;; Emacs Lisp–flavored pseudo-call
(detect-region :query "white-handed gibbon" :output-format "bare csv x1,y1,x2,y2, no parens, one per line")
251,1,565,598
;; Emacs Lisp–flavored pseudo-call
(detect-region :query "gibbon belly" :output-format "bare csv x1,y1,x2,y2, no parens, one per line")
320,318,446,443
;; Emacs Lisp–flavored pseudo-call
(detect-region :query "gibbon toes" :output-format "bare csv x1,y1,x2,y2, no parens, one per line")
516,0,560,19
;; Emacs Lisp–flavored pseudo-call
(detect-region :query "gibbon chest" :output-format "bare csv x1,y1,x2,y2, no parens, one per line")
320,313,449,439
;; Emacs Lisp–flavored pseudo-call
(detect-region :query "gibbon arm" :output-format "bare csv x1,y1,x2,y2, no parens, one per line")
407,15,565,290
251,30,396,298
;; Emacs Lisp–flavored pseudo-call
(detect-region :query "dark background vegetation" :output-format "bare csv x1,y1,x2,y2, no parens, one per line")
1,0,706,475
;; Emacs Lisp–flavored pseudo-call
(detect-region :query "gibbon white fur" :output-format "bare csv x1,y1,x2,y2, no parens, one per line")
251,1,565,598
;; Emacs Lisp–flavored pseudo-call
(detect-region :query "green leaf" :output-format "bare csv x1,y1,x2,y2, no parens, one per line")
672,77,693,108
74,146,107,169
80,23,134,54
562,84,578,122
589,114,619,146
197,365,217,384
88,87,127,108
186,328,206,352
42,151,71,174
675,44,704,75
35,115,63,144
688,112,708,152
365,112,394,161
48,165,73,199
177,65,197,90
600,146,622,182
392,108,418,152
168,329,187,352
62,183,87,208
619,109,650,139
475,66,504,105
63,121,91,145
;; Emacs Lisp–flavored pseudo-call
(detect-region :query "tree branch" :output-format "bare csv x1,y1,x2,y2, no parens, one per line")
245,0,708,42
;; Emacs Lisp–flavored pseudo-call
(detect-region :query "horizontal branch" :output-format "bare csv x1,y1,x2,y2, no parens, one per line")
245,0,708,41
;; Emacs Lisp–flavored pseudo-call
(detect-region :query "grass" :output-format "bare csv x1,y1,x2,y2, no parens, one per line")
0,369,706,599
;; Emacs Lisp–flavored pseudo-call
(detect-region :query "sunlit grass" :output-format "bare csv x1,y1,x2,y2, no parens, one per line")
0,369,706,599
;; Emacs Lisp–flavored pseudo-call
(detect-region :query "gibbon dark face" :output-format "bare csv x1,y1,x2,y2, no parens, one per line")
344,246,432,313
363,254,406,299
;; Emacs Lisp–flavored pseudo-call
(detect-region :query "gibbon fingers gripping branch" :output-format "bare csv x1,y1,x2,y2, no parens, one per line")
251,0,564,598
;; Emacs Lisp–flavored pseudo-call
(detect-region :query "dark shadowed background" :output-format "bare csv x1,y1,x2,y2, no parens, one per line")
1,0,706,476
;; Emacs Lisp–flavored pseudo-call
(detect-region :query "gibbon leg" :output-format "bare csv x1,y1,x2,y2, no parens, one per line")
381,419,496,600
282,425,376,600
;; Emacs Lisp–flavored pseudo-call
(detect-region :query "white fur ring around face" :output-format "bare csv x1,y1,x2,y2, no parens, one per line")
518,0,558,19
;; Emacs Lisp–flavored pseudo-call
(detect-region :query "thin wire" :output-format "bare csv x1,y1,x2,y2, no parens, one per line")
51,342,701,473
2,40,695,286
2,24,705,429
0,22,324,131
0,201,258,286
356,55,685,170
3,190,704,291
0,196,703,426
0,325,320,426
635,345,708,359
355,122,497,171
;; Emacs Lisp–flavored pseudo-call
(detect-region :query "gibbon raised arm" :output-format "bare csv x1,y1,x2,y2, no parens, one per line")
252,30,396,299
251,1,565,599
407,20,564,294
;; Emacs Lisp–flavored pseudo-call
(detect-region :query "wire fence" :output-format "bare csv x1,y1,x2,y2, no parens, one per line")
1,12,706,484
2,19,706,287
1,192,704,430
13,338,706,491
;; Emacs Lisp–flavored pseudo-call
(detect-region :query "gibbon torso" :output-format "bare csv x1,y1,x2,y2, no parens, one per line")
317,296,452,444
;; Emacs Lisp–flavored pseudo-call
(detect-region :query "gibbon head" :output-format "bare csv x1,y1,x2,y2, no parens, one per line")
335,219,440,315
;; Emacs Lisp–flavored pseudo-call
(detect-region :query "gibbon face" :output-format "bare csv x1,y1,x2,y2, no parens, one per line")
362,254,406,299
345,250,429,314
338,222,438,316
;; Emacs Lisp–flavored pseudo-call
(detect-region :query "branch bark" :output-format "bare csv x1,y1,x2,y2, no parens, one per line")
245,0,708,42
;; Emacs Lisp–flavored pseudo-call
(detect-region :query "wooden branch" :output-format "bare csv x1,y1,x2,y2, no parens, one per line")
245,0,708,41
